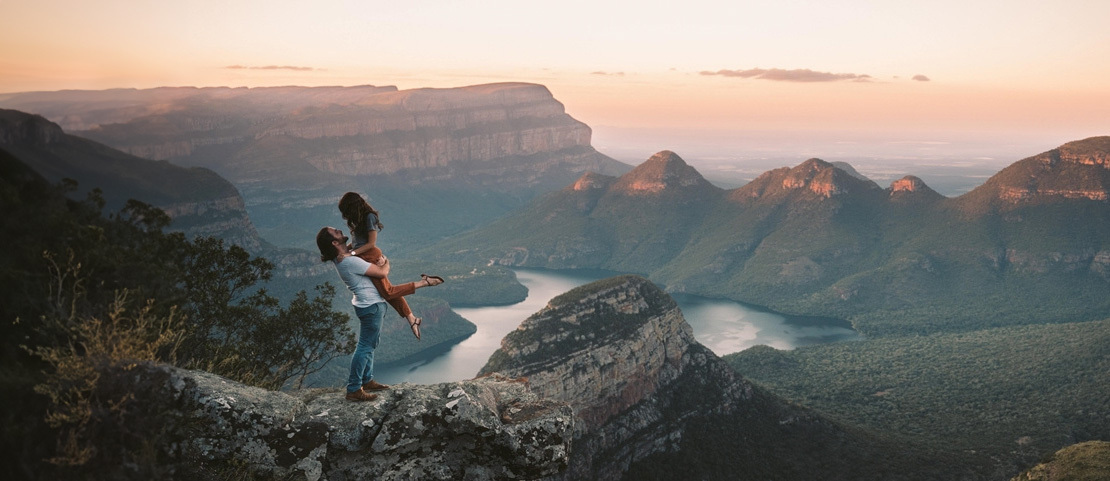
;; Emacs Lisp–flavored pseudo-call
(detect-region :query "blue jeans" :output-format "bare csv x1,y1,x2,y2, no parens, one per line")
347,302,385,393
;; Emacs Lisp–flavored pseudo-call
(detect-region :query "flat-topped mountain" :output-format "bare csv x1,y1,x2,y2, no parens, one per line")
426,140,1110,337
10,83,623,186
0,83,630,251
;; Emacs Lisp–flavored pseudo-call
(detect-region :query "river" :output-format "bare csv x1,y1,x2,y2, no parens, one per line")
374,268,859,384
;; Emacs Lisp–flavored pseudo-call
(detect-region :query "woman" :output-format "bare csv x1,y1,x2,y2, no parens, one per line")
338,192,444,340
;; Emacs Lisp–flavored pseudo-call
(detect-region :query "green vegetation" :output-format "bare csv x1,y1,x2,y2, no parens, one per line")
1012,441,1110,481
387,259,527,307
306,294,478,387
724,319,1110,474
425,138,1110,479
625,386,977,481
245,179,534,254
425,145,1110,340
482,275,675,373
0,153,357,476
0,110,240,212
27,292,184,468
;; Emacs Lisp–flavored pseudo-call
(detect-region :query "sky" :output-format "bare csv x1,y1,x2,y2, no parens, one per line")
2,0,1109,168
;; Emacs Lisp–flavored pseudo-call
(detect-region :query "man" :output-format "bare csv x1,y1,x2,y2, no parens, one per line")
316,226,396,402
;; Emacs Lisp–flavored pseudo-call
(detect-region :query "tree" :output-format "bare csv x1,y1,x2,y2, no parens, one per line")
174,235,354,389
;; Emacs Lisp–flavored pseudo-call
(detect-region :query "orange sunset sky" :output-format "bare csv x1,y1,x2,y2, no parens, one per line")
2,0,1108,163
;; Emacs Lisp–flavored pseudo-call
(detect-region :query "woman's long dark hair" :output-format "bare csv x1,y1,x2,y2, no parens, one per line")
338,192,384,237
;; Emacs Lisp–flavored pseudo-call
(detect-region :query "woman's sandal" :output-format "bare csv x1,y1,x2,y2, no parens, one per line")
408,317,422,340
421,274,445,286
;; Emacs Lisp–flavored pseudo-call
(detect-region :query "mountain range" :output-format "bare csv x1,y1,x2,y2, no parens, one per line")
426,141,1110,337
4,82,1107,480
0,108,509,371
0,83,630,252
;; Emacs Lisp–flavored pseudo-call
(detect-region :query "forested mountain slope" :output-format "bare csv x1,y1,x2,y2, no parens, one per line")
427,139,1110,337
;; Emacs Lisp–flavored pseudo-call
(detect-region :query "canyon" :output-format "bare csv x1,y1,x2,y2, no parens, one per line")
85,275,945,480
0,84,630,251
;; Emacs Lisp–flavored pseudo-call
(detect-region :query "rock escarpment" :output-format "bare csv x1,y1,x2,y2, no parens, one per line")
962,136,1110,209
2,84,630,251
3,83,626,187
730,157,883,202
101,363,573,480
1010,440,1110,481
479,275,752,480
434,140,1110,338
888,175,944,204
0,109,272,255
85,273,951,480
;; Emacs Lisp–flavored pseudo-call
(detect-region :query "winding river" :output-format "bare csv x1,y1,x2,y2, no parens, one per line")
375,268,859,384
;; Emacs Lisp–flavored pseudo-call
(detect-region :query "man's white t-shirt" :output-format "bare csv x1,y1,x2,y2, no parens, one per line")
334,255,386,308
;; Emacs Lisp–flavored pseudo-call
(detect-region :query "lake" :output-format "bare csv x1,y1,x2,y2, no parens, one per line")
374,268,859,384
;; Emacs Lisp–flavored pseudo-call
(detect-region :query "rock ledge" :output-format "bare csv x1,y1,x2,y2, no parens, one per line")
114,363,574,480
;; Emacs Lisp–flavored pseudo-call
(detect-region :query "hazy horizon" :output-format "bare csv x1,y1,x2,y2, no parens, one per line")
2,0,1107,170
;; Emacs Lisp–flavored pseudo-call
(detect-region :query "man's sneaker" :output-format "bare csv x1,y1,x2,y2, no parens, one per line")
345,389,378,402
363,379,391,391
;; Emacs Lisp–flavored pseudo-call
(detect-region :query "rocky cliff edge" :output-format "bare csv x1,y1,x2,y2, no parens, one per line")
105,363,573,480
480,275,753,480
101,274,940,480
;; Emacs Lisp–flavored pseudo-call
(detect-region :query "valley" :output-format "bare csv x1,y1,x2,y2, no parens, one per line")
373,267,859,385
1,83,1107,480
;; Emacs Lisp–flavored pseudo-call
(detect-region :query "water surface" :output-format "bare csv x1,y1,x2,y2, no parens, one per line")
375,268,858,384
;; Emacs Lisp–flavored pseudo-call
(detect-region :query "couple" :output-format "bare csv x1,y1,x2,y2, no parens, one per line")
317,192,444,402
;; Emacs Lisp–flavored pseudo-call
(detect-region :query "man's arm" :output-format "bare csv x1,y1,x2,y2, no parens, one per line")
362,256,390,278
351,230,379,256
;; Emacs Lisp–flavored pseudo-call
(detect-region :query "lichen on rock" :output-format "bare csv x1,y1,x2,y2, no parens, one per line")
103,363,573,480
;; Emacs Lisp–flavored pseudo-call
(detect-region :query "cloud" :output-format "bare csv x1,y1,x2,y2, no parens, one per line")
224,65,318,72
591,71,625,76
912,74,931,82
700,68,872,82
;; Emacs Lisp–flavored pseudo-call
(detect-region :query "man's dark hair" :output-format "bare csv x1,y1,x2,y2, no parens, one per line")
316,227,338,262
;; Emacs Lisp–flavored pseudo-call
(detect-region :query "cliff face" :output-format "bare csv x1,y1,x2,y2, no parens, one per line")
888,175,944,204
0,109,275,257
11,83,624,186
104,87,593,178
102,363,573,481
479,275,752,480
94,273,950,480
1,84,630,252
158,194,266,251
286,85,591,177
0,109,64,145
963,136,1110,208
731,158,883,202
